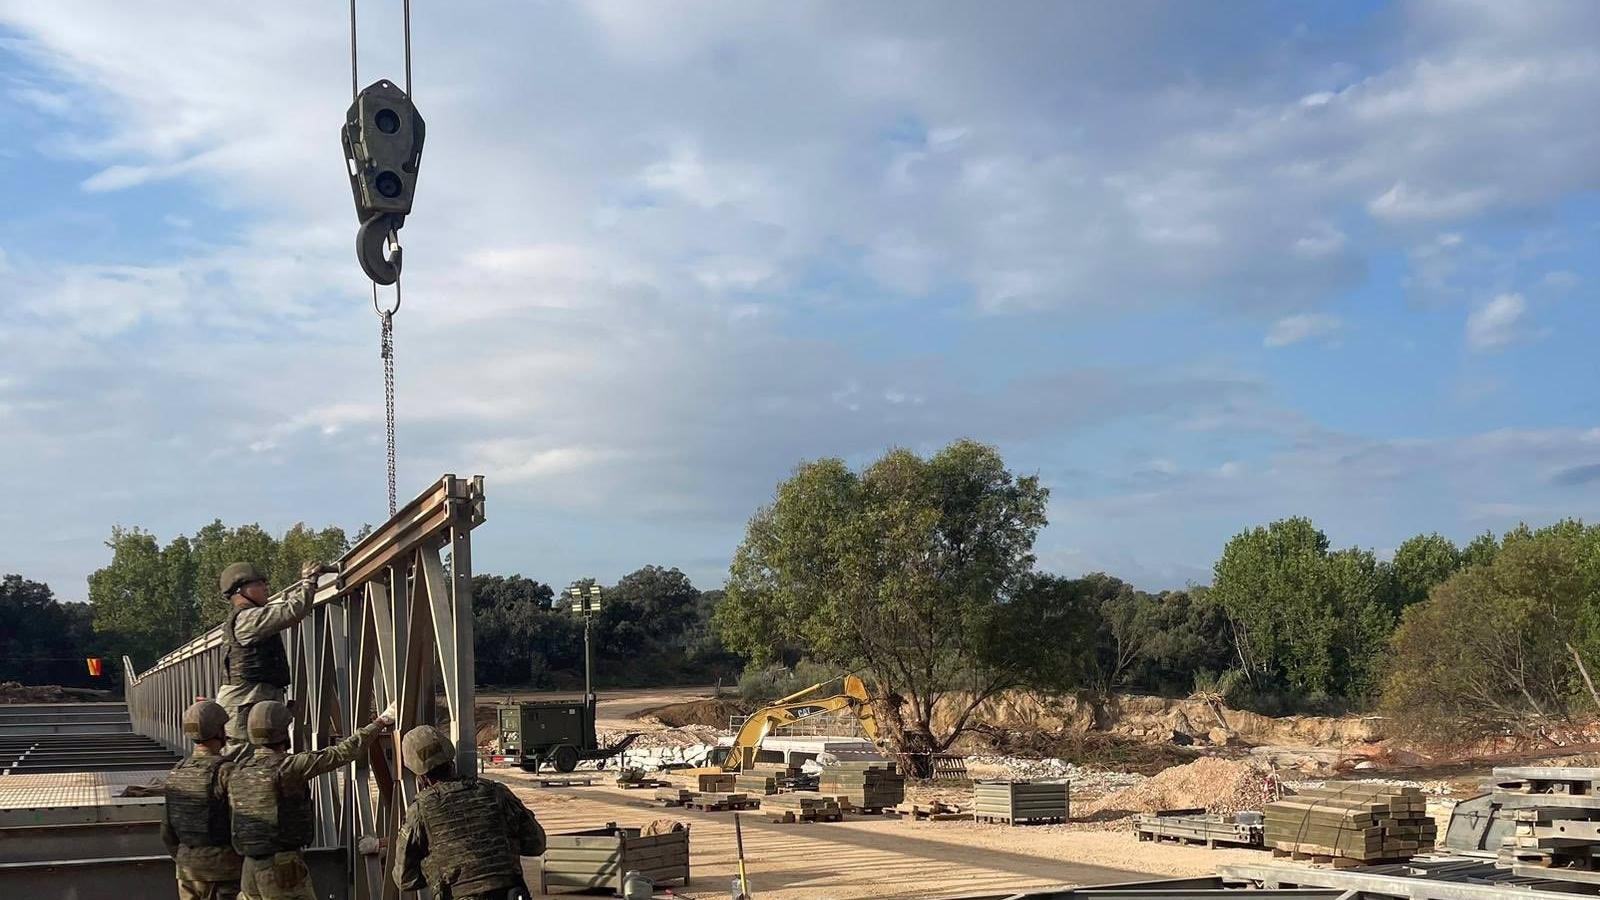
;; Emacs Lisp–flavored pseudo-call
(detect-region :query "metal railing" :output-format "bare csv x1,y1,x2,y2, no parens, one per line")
122,474,484,900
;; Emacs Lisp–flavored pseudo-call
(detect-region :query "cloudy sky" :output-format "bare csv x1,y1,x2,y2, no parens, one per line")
2,1,1598,599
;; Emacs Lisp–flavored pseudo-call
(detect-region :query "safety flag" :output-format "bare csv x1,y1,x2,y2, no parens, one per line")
86,657,103,677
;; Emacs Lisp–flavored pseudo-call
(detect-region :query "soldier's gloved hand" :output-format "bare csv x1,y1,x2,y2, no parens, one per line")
300,560,332,582
377,702,397,727
357,835,387,855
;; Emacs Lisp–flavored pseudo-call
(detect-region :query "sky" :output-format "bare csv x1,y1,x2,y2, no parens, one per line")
2,1,1599,600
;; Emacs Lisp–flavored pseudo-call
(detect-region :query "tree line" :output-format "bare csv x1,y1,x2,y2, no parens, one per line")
3,522,739,691
5,438,1594,754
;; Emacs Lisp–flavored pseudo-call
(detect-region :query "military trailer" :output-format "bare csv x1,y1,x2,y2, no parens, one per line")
497,699,638,772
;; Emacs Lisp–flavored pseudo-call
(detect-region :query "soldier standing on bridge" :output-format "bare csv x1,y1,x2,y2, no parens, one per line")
216,560,326,758
229,700,394,900
162,699,241,900
393,725,545,900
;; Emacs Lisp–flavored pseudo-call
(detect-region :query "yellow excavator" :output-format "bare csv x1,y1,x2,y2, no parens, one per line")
698,674,882,773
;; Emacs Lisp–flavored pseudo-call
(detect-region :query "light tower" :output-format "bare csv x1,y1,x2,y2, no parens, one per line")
569,584,603,706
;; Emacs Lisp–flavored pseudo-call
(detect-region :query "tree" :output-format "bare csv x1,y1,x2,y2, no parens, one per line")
1383,539,1577,741
1211,517,1395,703
271,524,350,594
717,440,1052,775
191,521,278,625
88,528,195,669
1389,533,1461,610
0,575,109,688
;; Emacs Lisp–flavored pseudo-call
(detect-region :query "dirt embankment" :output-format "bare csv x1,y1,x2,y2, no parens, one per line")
934,691,1380,750
0,682,114,703
632,697,752,728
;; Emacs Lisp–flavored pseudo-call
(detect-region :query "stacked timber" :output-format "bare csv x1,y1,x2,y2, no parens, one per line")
670,772,735,793
1492,766,1600,880
762,790,843,823
972,781,1070,825
819,762,905,812
735,767,789,795
1264,784,1434,863
540,823,690,895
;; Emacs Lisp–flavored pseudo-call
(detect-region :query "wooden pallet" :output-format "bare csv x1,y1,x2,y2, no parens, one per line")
768,809,844,823
889,802,966,821
616,778,672,789
683,792,758,812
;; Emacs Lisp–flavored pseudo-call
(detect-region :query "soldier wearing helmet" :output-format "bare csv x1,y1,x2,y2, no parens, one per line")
228,700,394,900
162,699,241,899
215,559,328,758
393,725,545,900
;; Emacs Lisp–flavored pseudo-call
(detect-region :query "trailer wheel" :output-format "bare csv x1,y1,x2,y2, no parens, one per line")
552,745,579,773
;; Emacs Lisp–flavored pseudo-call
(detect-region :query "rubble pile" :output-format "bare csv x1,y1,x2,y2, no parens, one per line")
964,755,1147,793
1086,757,1278,816
0,682,108,704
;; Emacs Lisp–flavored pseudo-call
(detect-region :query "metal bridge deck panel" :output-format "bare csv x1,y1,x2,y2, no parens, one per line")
0,769,168,809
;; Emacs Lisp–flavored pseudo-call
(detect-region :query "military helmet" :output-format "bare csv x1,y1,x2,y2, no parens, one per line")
247,701,293,745
220,562,266,596
182,699,228,742
401,725,456,774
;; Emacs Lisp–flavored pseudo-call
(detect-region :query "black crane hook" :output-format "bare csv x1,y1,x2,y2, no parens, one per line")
358,213,404,286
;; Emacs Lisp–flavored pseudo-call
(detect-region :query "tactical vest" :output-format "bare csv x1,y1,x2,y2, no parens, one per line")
413,779,522,893
229,751,313,857
223,606,291,688
164,753,230,848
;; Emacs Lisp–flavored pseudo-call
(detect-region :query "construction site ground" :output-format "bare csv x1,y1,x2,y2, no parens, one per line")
491,769,1261,899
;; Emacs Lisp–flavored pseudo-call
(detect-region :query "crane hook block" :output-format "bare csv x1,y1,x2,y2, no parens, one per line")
341,80,425,282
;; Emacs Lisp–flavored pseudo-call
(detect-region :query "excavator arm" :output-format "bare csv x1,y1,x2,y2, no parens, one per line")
720,674,879,771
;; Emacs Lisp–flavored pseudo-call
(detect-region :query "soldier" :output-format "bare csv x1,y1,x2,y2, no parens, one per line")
229,700,393,900
162,699,241,900
216,560,326,757
393,725,545,900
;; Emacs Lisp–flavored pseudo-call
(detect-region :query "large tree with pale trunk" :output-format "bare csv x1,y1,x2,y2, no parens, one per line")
715,440,1075,776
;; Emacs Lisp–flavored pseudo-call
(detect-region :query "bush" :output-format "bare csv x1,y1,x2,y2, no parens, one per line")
737,659,841,702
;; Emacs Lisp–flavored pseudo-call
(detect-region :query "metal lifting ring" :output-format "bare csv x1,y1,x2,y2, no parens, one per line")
371,280,402,318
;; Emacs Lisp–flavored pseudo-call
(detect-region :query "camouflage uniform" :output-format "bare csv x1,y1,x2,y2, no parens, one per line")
162,701,241,900
215,564,316,758
393,726,545,899
229,704,386,900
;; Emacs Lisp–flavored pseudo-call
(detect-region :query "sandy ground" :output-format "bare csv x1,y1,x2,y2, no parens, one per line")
490,770,1263,899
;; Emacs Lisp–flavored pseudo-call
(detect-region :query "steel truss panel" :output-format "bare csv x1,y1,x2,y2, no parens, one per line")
120,474,485,900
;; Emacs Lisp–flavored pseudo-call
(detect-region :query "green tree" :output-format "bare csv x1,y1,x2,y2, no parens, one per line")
0,575,109,688
192,521,278,625
88,528,195,669
1389,533,1461,610
716,440,1052,775
1211,517,1395,703
271,524,350,592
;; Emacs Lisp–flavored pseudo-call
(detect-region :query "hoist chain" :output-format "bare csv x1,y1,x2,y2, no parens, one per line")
348,0,415,518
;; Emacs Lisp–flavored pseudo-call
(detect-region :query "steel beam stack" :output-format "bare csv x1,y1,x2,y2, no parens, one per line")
1493,766,1600,883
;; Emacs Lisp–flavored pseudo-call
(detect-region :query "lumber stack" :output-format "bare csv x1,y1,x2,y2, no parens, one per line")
762,790,843,822
972,780,1069,825
735,770,781,795
819,763,905,812
1492,766,1600,880
1264,784,1434,863
669,771,736,793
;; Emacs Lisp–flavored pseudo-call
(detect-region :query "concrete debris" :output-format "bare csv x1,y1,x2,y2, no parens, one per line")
963,755,1147,793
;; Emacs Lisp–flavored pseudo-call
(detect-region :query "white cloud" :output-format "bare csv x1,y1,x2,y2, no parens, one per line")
1264,313,1342,348
1466,292,1527,351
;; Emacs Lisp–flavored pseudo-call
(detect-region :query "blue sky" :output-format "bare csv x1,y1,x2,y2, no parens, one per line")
2,1,1598,599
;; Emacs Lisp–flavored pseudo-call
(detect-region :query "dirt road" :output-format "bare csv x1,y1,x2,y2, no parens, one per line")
493,771,1260,899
